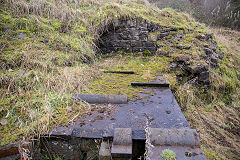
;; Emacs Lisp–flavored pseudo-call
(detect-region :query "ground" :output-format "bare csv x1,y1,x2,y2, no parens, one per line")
0,0,239,159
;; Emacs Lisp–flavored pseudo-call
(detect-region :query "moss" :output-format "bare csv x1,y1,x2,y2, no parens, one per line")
161,149,176,160
85,55,172,100
161,46,172,53
142,50,152,56
204,150,222,160
156,41,164,46
0,3,239,159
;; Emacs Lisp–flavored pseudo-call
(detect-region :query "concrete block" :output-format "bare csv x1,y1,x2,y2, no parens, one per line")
99,141,111,160
149,128,200,147
111,128,132,159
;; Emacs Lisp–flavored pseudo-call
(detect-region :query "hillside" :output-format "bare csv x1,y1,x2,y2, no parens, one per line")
0,0,239,159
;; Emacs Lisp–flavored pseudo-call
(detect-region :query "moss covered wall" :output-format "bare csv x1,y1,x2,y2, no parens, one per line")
98,17,178,54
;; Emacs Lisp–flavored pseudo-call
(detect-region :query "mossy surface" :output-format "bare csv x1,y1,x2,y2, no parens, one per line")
0,1,239,159
84,55,172,100
161,149,176,160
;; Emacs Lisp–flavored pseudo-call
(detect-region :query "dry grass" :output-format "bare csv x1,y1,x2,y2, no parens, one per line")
175,27,240,160
0,1,240,160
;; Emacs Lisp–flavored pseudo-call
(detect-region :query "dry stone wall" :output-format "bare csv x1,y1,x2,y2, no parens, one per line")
98,17,224,87
99,18,177,54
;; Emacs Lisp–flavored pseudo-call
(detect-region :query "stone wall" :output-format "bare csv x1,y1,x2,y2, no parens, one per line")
97,17,224,87
99,18,177,54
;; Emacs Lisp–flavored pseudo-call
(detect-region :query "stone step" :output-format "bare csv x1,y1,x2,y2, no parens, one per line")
147,128,207,160
111,128,132,160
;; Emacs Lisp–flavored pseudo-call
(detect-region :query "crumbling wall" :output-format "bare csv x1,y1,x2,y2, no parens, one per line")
98,17,224,87
99,18,175,54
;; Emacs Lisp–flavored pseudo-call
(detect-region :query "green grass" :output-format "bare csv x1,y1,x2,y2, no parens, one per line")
0,1,239,160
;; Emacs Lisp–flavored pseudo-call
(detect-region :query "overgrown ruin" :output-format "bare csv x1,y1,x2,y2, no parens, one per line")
98,17,224,87
1,0,239,158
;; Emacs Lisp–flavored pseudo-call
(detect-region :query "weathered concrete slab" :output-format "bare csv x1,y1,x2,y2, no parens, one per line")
72,94,128,104
71,88,189,140
49,126,73,137
150,146,206,160
111,128,132,158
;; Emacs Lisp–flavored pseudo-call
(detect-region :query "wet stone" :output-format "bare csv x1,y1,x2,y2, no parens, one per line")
175,56,189,63
189,65,207,74
203,48,214,55
210,55,219,64
198,71,210,85
111,128,132,159
158,32,170,39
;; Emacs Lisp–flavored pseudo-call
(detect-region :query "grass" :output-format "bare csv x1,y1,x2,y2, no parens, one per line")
84,55,172,100
0,0,239,160
175,28,240,160
0,0,195,146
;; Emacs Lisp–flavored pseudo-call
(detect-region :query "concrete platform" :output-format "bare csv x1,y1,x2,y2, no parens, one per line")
52,87,189,140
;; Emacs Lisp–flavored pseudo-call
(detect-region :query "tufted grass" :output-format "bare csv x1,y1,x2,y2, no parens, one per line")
0,0,239,160
0,0,198,146
175,28,240,160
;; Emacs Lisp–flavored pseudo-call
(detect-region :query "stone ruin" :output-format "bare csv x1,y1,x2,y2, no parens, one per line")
97,17,224,87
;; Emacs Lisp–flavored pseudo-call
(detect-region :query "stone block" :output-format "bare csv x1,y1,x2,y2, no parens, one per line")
127,19,136,27
99,141,111,160
117,32,132,40
130,41,142,47
142,42,156,48
144,47,157,54
148,35,157,42
157,32,170,39
149,128,200,147
132,48,142,53
111,128,132,159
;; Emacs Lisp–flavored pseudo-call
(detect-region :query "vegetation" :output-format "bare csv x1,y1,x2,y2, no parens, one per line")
0,0,239,160
150,0,240,30
161,149,176,160
176,28,240,160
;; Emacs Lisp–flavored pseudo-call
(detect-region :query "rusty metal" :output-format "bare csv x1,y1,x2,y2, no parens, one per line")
104,71,135,74
72,94,128,104
0,142,29,158
131,82,169,87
